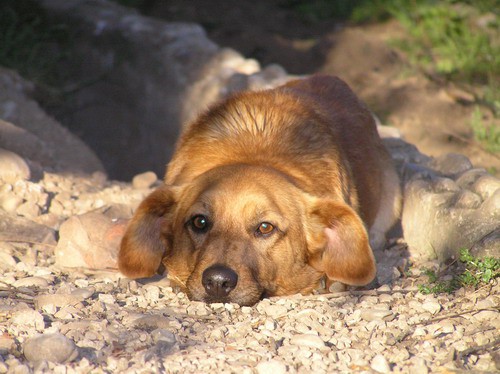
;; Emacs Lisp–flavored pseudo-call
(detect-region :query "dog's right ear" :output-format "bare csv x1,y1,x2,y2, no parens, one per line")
118,186,177,279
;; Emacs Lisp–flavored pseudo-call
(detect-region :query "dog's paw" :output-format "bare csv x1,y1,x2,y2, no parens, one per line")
369,229,387,252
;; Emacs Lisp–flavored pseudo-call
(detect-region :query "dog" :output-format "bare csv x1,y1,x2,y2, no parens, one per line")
118,75,401,306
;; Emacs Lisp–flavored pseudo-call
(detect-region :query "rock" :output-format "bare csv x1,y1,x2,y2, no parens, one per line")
12,277,49,288
23,333,78,364
472,174,500,200
0,148,30,181
470,229,500,258
402,172,500,261
430,153,473,177
0,193,23,213
421,301,441,315
360,309,395,322
34,294,83,309
132,171,158,189
289,334,326,350
0,335,14,355
0,210,56,245
256,302,288,317
55,211,128,269
16,200,41,219
151,329,176,346
371,354,391,373
11,310,45,331
0,70,104,175
0,247,17,271
256,359,287,374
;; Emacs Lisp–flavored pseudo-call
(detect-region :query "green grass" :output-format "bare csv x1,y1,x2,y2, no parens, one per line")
470,107,500,153
418,248,500,295
284,1,499,114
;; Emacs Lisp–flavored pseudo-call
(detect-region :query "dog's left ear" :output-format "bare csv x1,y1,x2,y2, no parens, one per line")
306,199,376,285
118,185,177,279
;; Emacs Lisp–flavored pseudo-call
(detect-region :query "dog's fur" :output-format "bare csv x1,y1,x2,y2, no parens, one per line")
118,75,401,306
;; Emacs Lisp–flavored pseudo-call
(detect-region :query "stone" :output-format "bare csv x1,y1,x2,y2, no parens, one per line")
289,334,326,350
23,333,78,364
470,229,500,259
0,148,30,181
12,277,49,288
0,210,56,246
16,201,41,218
0,78,104,175
472,175,500,200
0,250,17,271
132,171,158,189
55,211,128,269
402,173,500,261
360,309,395,322
430,153,473,177
256,359,287,374
421,301,441,315
34,294,84,309
371,354,391,373
11,309,45,331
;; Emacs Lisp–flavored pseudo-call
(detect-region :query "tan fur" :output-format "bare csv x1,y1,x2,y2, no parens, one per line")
119,75,401,305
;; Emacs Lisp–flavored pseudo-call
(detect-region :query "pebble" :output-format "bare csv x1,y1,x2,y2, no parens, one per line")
421,301,441,314
12,276,49,288
0,148,30,181
23,333,78,364
258,303,288,317
472,310,499,323
0,251,17,270
289,334,326,350
35,294,83,309
0,194,23,213
256,359,287,374
360,309,395,322
132,171,158,189
371,354,391,373
71,287,95,300
11,310,45,331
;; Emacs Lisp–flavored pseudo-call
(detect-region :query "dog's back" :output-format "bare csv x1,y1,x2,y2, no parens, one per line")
166,75,397,231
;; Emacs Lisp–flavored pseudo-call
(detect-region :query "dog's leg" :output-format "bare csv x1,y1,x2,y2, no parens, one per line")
369,162,402,251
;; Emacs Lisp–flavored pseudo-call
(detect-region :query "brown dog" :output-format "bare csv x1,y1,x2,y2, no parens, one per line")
118,75,401,306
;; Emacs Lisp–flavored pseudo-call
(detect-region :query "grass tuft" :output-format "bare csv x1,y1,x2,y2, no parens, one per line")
418,248,500,295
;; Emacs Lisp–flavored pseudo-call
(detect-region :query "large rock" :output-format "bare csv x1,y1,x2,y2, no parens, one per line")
0,68,104,176
36,0,288,180
54,206,131,269
402,164,500,261
0,210,56,246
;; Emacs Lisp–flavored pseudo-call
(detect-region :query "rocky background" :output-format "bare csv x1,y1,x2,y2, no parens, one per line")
0,0,499,373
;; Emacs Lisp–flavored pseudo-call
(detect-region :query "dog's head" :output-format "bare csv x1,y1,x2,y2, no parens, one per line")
119,163,375,305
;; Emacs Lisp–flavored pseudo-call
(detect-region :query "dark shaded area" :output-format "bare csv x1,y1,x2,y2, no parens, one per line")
137,0,367,74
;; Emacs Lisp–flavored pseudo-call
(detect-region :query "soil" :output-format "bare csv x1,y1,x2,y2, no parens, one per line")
141,0,500,176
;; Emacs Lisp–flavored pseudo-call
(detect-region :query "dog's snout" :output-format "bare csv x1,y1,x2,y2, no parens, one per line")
202,264,238,299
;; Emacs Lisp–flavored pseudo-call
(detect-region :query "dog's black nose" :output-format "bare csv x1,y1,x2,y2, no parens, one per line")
202,264,238,299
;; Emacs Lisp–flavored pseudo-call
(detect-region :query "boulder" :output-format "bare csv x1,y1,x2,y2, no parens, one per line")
54,206,131,269
402,167,500,261
0,68,104,176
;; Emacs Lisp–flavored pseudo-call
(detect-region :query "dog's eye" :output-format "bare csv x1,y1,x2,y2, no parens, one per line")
256,222,275,236
190,215,209,232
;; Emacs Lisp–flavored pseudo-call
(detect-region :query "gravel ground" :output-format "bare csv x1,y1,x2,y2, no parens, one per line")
1,173,499,373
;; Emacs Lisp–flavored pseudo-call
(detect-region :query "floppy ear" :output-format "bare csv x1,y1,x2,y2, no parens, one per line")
307,199,376,285
118,186,176,279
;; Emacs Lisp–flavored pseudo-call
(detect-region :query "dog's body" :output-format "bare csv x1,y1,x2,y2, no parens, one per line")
119,75,401,305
